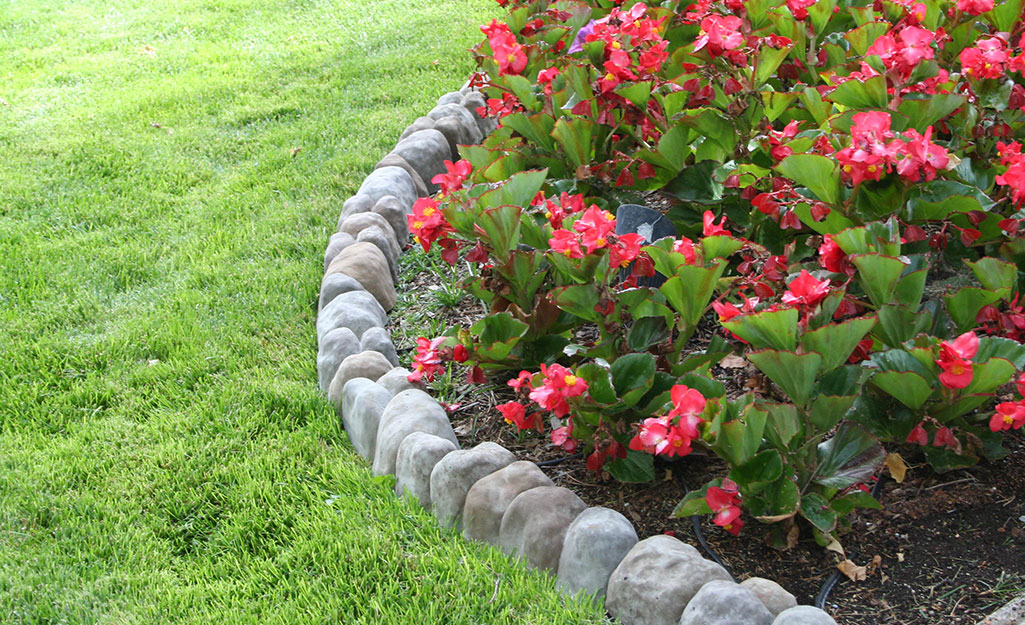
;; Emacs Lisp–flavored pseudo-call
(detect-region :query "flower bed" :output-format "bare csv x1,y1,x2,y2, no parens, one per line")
317,0,1025,621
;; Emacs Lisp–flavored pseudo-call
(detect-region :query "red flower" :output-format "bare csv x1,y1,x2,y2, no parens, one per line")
906,422,929,445
498,401,544,432
549,229,584,258
702,210,730,236
694,15,744,56
609,232,644,269
956,0,993,14
408,337,447,382
896,127,949,183
529,363,588,418
782,270,831,309
507,370,534,392
408,197,453,253
991,401,1025,432
936,331,979,390
706,481,743,535
551,423,578,452
818,235,854,276
628,385,705,458
431,160,472,196
932,426,961,453
572,206,617,254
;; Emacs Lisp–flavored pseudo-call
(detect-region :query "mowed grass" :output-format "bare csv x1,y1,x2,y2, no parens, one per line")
0,1,611,623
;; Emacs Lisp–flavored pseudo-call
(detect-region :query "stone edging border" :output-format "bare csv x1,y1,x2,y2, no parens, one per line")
313,84,1020,625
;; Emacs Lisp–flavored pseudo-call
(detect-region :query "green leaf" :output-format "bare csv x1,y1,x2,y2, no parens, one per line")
814,424,886,489
876,304,932,348
800,493,838,533
810,392,859,432
662,160,724,203
800,317,877,374
964,358,1016,395
754,44,794,89
906,181,996,221
844,21,890,56
701,235,745,260
975,337,1025,369
678,108,736,152
550,284,601,323
851,254,906,307
672,483,715,517
831,491,882,516
606,450,655,483
730,449,784,494
764,402,802,449
576,363,616,405
501,113,556,152
470,313,529,362
750,478,801,523
615,81,652,109
800,86,832,125
827,75,889,109
748,349,823,408
627,316,671,351
968,257,1018,296
717,403,769,467
476,205,523,260
870,371,933,410
944,287,1001,332
500,74,538,112
760,91,800,122
659,261,726,327
551,118,594,169
775,154,842,205
611,353,656,407
989,0,1024,32
722,308,799,352
897,94,966,133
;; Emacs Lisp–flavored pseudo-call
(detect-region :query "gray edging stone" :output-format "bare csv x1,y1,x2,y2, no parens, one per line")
373,389,457,477
556,506,638,601
429,441,516,529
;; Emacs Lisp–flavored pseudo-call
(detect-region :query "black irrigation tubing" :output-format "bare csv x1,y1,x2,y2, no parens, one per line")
675,473,738,582
535,451,585,467
814,475,889,610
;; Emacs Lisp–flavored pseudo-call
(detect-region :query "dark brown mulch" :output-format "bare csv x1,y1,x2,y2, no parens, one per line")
393,256,1025,625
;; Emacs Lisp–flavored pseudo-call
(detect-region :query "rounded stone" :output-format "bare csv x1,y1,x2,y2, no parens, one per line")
315,289,386,342
375,153,429,198
436,91,464,107
680,580,774,625
428,103,483,144
606,535,733,625
391,129,450,195
318,272,365,312
376,367,422,396
463,461,553,545
327,351,393,408
429,442,516,529
399,116,436,142
373,195,410,245
741,577,798,617
338,194,374,229
772,606,838,625
340,378,393,460
356,226,399,282
556,507,639,600
395,432,458,507
339,212,398,247
357,165,417,212
498,486,587,572
317,327,360,392
358,327,399,367
323,231,356,272
373,389,457,477
324,242,396,312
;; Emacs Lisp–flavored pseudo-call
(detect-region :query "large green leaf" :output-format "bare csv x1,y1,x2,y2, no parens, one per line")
814,424,886,489
576,363,616,405
896,94,966,133
827,75,889,109
753,44,794,88
476,204,522,260
627,316,671,351
968,257,1018,296
611,353,656,407
875,304,932,347
851,253,905,307
810,392,859,432
990,0,1024,31
870,370,933,410
470,313,529,362
963,358,1016,395
550,284,601,323
760,91,800,122
775,154,842,205
501,113,556,152
717,403,768,467
764,402,802,450
749,478,801,523
975,337,1025,369
844,22,890,55
730,450,783,494
722,308,799,352
906,181,996,221
944,287,1001,332
551,117,594,168
748,349,823,408
800,492,838,533
616,81,652,109
606,450,655,483
800,316,877,374
659,261,727,326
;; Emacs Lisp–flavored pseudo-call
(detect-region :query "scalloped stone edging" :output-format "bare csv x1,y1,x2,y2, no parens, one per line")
315,86,854,625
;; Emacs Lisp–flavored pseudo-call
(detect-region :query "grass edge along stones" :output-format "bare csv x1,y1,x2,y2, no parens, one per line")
314,86,839,625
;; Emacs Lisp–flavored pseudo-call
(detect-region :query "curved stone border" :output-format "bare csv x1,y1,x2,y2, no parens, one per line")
315,86,842,625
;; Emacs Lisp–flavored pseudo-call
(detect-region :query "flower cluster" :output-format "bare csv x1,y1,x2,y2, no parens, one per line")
628,385,706,458
833,112,950,186
935,331,979,390
705,479,743,536
482,19,526,76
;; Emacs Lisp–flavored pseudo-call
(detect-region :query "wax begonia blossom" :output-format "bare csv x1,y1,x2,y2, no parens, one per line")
906,422,929,445
431,160,473,196
572,206,617,253
956,0,993,14
551,423,578,452
818,234,855,276
935,331,979,389
609,232,644,269
835,111,904,185
529,363,588,418
961,37,1009,80
996,141,1025,207
990,401,1025,432
896,127,949,182
694,15,744,56
782,270,831,309
497,401,544,432
409,197,454,253
408,337,447,383
703,210,730,236
549,228,585,258
706,480,743,535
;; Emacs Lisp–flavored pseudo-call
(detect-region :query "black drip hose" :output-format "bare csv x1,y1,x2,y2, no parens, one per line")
814,475,888,610
536,451,584,467
676,473,737,581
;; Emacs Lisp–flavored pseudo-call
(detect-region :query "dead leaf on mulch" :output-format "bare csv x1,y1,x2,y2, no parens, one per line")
838,559,868,582
720,354,747,368
886,452,908,483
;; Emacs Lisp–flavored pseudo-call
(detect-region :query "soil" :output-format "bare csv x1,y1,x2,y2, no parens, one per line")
393,255,1025,625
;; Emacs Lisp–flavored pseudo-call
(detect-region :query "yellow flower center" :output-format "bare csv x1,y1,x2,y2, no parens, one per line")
605,72,615,81
1004,414,1015,425
867,165,877,173
545,211,553,219
413,220,424,229
596,237,606,247
843,165,852,173
605,213,614,221
951,363,966,375
423,206,435,216
611,41,621,49
564,374,578,386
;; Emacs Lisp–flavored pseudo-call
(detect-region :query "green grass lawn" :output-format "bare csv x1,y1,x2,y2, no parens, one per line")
0,1,610,623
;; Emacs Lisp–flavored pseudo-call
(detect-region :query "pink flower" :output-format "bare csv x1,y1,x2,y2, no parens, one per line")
935,331,979,390
956,0,994,14
896,127,949,182
551,424,578,452
431,160,472,196
990,401,1025,432
906,422,929,445
706,481,743,535
497,402,544,432
818,235,854,276
408,337,447,382
572,206,617,254
408,197,454,253
609,232,644,269
529,363,588,417
694,15,744,56
549,229,584,258
702,210,730,236
782,270,831,309
961,37,1009,80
